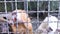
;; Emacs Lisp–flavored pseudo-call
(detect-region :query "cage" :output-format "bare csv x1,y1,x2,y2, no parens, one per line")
0,0,60,34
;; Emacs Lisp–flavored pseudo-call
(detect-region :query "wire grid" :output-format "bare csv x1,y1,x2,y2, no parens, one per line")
0,0,60,34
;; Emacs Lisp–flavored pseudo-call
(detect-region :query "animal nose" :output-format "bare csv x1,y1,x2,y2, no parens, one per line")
49,27,53,31
13,17,17,22
47,27,53,32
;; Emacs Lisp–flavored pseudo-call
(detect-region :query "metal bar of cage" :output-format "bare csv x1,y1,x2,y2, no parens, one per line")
37,0,39,22
36,0,40,34
11,0,14,11
26,0,29,34
58,1,60,34
4,0,9,34
0,11,59,14
0,1,24,2
0,0,59,2
47,0,50,34
15,0,19,34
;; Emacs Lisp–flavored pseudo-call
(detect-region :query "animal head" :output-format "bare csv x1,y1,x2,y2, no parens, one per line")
12,9,31,23
37,22,53,33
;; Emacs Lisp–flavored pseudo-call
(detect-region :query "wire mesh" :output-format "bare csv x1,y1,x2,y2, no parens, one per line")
0,0,60,34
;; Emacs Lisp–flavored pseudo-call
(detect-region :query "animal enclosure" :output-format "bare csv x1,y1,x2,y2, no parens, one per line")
0,0,60,34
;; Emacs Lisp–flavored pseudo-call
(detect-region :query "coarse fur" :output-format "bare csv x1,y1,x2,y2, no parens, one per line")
11,10,33,34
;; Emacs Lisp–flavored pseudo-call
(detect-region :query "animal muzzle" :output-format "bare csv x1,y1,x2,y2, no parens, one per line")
12,17,17,22
47,27,53,32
